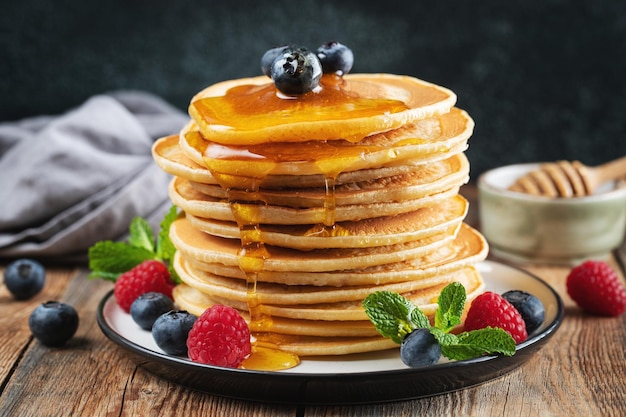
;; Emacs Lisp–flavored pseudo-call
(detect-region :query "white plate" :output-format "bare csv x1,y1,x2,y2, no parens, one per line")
97,260,563,404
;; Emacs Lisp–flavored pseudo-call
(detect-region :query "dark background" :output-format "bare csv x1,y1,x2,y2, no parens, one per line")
2,0,625,177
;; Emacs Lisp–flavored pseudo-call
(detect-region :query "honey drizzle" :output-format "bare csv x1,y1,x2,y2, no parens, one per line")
197,76,411,371
208,177,300,371
191,74,409,141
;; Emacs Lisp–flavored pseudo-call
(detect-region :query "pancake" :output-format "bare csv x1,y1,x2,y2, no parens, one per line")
175,252,482,310
189,73,458,145
187,153,469,208
152,134,215,184
170,216,460,273
180,222,487,287
169,176,462,225
178,106,473,179
184,194,468,250
176,265,483,321
154,133,469,189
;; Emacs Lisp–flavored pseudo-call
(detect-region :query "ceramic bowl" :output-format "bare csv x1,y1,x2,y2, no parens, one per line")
477,163,626,265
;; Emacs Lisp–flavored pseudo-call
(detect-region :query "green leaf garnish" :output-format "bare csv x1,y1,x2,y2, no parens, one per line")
441,327,516,360
88,205,181,283
128,217,155,253
363,283,517,363
435,282,465,333
88,241,155,281
362,291,418,344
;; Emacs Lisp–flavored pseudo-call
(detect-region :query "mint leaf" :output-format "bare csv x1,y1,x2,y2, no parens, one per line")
156,205,178,261
363,291,417,344
429,327,459,347
88,241,154,281
435,281,465,333
87,206,180,282
88,271,120,282
128,217,155,252
156,205,181,284
441,327,517,360
409,304,430,329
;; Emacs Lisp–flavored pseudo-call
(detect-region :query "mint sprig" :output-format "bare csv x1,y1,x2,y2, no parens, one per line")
88,205,181,284
363,282,516,361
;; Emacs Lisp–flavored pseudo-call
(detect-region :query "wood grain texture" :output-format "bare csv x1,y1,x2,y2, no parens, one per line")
1,245,625,416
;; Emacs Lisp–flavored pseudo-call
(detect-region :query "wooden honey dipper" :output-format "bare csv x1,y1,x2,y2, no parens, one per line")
508,155,626,197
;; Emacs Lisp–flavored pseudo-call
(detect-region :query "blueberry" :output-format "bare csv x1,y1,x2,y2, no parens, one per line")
4,258,45,300
130,292,175,330
29,301,79,347
316,41,354,75
270,46,322,95
502,290,545,333
261,44,291,77
152,310,197,356
400,328,442,368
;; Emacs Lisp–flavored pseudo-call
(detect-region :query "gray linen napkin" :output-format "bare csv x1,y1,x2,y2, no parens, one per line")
0,91,188,263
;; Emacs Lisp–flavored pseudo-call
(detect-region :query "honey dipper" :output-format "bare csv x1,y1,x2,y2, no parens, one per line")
508,155,626,197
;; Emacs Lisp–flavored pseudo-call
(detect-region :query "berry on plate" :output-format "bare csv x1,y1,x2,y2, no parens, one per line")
130,292,175,330
4,258,46,300
400,328,442,367
502,290,545,333
29,301,79,347
464,291,528,344
152,310,197,356
566,260,626,317
187,304,251,368
114,260,175,313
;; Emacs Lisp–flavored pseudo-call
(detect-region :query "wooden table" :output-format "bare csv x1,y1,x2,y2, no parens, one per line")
2,186,626,416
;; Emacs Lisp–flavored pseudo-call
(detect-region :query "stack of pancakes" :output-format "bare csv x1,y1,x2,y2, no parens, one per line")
152,73,488,356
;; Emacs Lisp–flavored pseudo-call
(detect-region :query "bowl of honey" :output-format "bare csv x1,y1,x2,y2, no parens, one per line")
477,163,626,265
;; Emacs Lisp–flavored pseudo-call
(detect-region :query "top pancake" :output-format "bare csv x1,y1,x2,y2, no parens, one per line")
188,73,457,145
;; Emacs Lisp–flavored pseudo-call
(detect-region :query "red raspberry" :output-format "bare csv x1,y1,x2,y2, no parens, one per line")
464,291,528,344
114,260,174,312
566,260,626,317
187,305,251,368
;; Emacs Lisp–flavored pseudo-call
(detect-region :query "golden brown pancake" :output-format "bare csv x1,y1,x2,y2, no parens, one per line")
189,73,458,145
170,216,464,272
184,194,469,250
177,107,473,179
169,177,462,225
179,222,487,287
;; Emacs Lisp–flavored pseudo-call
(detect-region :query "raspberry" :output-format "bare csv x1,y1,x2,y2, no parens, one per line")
186,305,251,368
114,260,174,312
566,260,626,317
464,291,528,344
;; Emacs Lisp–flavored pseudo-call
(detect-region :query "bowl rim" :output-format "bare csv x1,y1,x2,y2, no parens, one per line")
477,162,626,204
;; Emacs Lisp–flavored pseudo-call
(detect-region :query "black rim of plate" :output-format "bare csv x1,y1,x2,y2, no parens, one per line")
96,261,564,405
